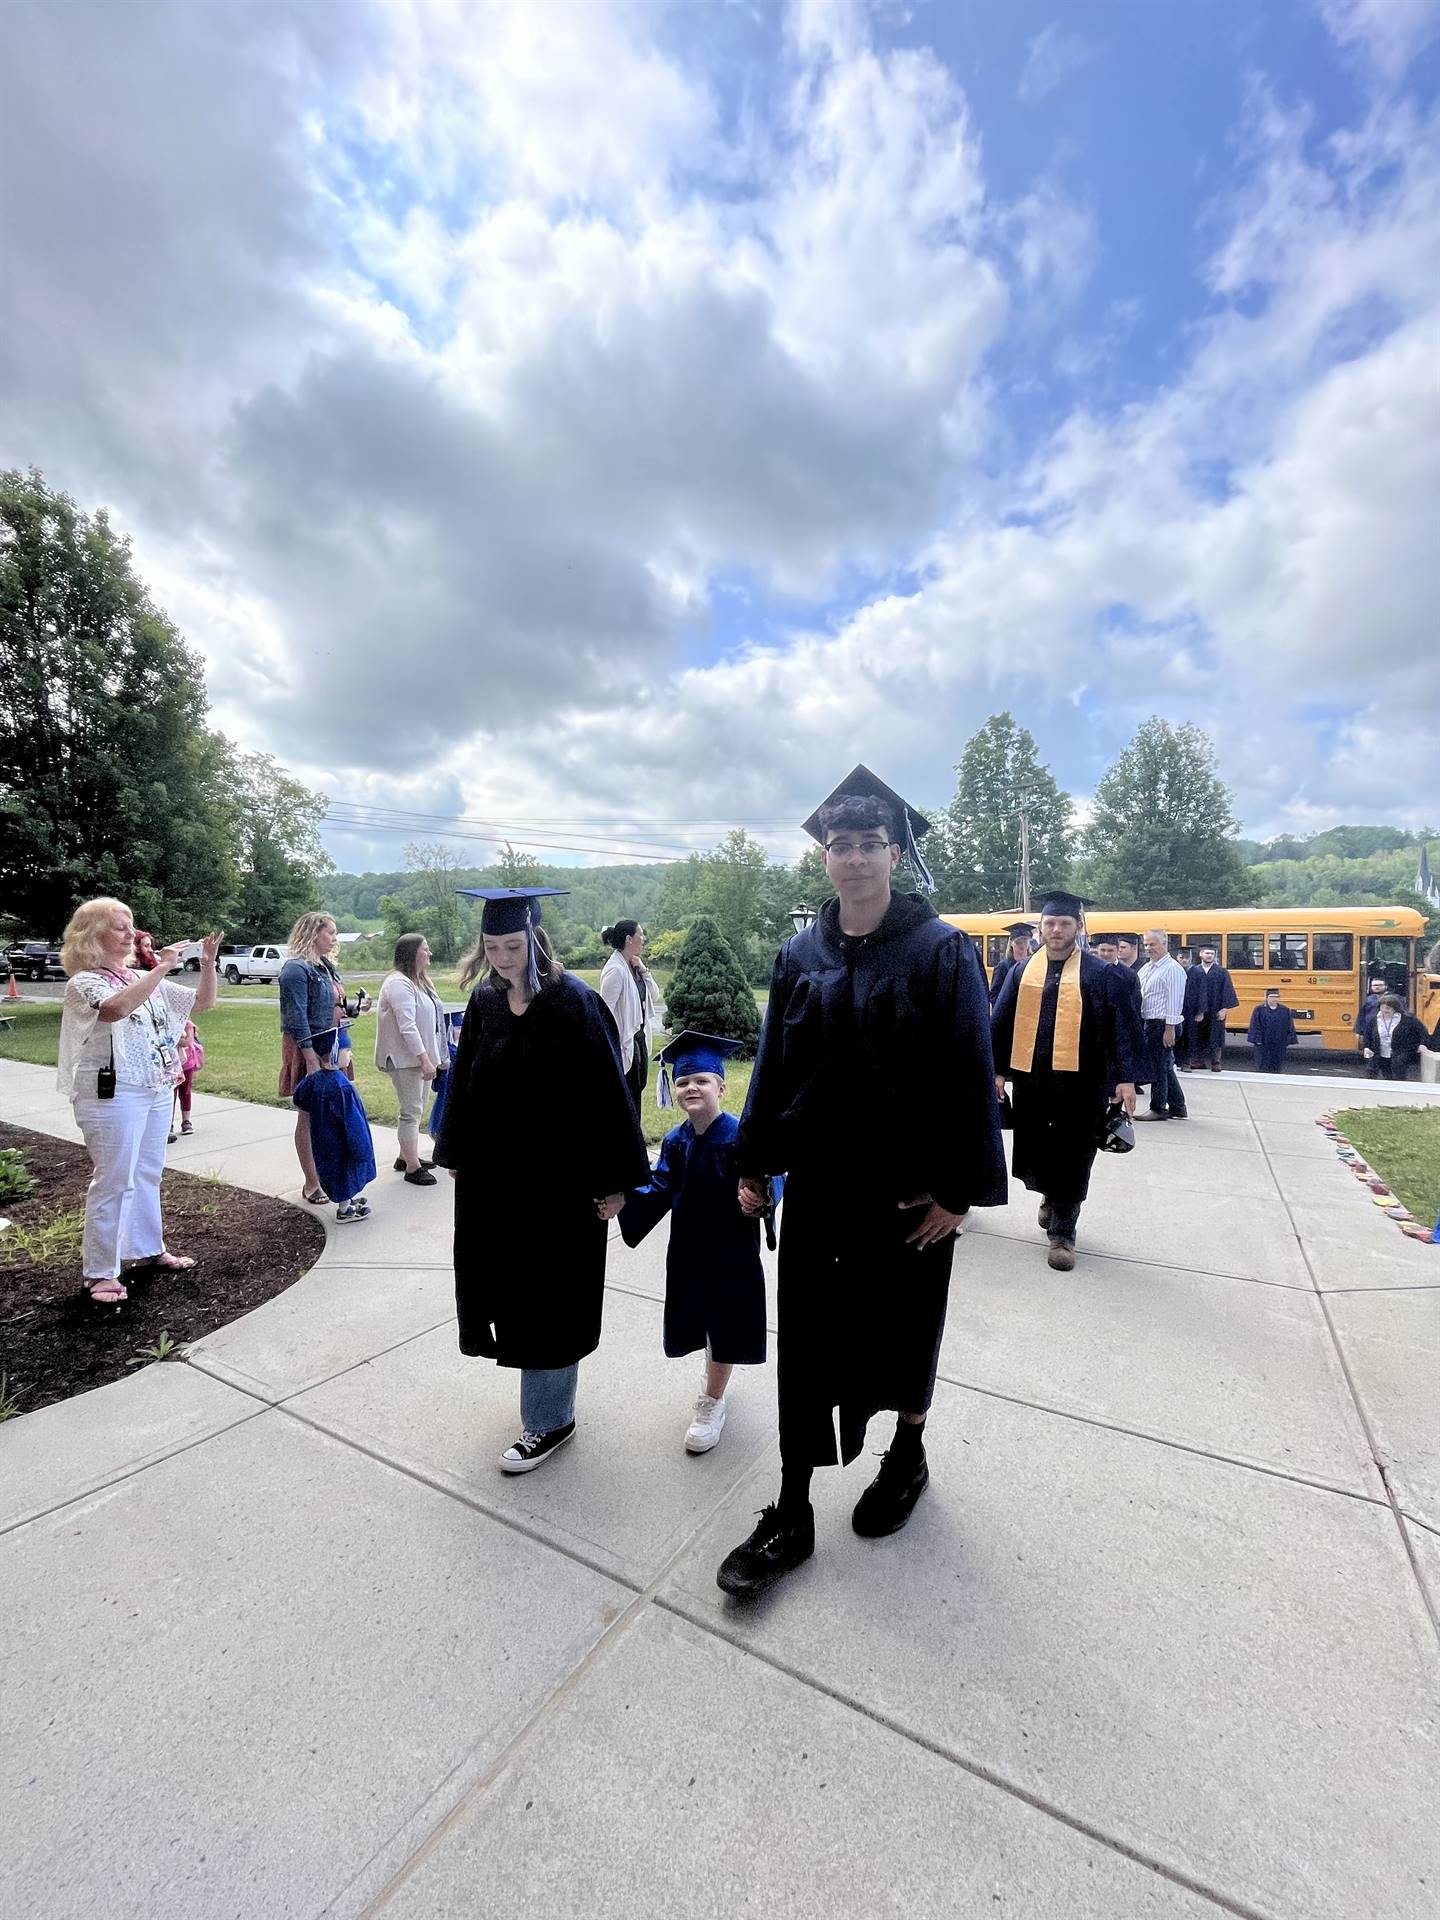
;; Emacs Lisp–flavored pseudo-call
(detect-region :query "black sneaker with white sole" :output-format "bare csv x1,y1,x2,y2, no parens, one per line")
499,1421,576,1474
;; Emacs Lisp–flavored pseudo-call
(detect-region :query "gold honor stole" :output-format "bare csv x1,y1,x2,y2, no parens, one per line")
1009,947,1082,1074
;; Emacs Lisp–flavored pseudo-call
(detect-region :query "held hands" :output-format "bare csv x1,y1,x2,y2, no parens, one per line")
900,1194,968,1249
1113,1082,1137,1116
737,1176,769,1218
595,1193,624,1221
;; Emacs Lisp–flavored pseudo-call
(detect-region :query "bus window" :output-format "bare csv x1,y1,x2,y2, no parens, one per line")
1269,934,1309,970
1227,934,1264,970
1186,933,1222,957
1312,933,1354,971
1363,937,1413,1000
986,934,1009,967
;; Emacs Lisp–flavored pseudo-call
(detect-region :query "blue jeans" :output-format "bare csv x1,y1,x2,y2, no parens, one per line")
520,1364,579,1433
1144,1021,1187,1115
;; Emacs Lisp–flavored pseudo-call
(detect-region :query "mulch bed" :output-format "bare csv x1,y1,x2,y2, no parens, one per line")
0,1120,326,1418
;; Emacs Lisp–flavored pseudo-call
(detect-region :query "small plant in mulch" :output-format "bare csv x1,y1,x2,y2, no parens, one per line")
0,1120,327,1417
129,1330,189,1367
6,1207,85,1267
0,1146,37,1205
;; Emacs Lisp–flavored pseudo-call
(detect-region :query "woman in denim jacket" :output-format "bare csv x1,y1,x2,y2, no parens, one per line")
279,911,369,1204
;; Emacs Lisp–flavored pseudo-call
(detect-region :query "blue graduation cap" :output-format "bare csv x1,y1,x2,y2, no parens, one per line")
455,886,568,934
656,1030,744,1110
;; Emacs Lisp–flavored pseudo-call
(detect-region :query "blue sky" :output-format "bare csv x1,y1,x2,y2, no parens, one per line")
2,0,1438,869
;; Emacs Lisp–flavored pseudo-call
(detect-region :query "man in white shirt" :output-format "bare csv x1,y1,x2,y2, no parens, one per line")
1137,930,1188,1120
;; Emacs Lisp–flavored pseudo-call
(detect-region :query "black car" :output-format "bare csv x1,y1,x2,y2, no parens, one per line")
5,941,65,981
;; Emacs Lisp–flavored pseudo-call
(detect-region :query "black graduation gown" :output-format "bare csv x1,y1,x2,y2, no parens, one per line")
619,1111,768,1364
433,972,650,1368
989,956,1016,1008
735,893,1007,1467
992,949,1145,1212
1247,1003,1297,1072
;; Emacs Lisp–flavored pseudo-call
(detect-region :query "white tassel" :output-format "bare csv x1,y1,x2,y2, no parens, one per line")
657,1060,674,1109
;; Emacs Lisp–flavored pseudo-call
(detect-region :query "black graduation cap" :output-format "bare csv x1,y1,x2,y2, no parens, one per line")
1038,891,1090,920
1003,921,1035,938
456,886,568,935
1114,930,1142,948
800,764,934,892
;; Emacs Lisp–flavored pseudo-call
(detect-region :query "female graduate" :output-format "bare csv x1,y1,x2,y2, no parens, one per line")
434,887,650,1473
619,1031,774,1455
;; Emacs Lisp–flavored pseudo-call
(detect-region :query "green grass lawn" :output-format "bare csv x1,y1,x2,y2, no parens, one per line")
1333,1107,1440,1232
0,998,752,1148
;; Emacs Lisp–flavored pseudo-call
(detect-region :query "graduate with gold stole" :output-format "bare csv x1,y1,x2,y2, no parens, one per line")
990,892,1144,1271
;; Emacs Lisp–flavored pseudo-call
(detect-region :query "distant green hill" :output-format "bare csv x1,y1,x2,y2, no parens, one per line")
1237,826,1439,938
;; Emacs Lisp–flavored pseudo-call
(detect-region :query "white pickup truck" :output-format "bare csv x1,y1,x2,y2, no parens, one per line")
220,943,289,985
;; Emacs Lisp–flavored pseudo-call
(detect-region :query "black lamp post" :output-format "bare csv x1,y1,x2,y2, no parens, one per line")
789,903,817,935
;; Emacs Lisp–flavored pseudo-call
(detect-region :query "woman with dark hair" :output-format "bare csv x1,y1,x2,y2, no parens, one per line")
599,919,662,1112
436,888,650,1473
1360,994,1430,1080
375,933,450,1184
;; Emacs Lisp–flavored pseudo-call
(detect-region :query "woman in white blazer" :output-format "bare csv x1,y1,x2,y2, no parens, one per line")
598,920,662,1112
375,934,451,1184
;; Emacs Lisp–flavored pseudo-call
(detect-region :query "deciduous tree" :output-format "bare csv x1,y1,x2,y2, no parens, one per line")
931,713,1072,911
1081,718,1256,909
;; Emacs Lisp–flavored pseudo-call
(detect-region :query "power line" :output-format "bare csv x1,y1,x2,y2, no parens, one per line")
323,809,693,864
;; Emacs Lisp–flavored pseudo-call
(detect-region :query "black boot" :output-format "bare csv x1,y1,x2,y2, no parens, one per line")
716,1503,815,1598
851,1438,929,1538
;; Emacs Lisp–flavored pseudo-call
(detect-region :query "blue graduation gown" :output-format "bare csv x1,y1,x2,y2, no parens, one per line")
620,1111,770,1364
1247,1004,1298,1071
292,1068,377,1202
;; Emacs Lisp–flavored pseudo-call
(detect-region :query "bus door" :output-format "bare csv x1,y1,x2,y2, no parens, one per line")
1362,937,1413,1005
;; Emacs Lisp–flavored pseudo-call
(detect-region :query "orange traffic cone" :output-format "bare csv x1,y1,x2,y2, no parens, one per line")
5,971,18,1001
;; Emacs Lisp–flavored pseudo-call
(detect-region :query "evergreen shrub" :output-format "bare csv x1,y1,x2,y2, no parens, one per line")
663,915,762,1054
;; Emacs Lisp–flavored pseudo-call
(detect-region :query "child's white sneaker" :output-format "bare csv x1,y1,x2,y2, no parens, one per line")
685,1394,727,1453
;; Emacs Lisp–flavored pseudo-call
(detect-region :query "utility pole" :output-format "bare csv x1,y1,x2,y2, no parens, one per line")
1016,810,1031,914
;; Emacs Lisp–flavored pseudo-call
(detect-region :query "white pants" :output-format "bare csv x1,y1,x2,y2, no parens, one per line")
73,1086,173,1280
382,1065,429,1149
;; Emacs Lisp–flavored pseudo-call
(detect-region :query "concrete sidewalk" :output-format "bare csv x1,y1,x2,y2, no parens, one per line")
2,1058,1437,1919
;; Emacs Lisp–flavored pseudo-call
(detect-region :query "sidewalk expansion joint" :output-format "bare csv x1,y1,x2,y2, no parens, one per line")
349,1451,781,1920
964,1222,1311,1292
935,1370,1391,1512
654,1593,1284,1920
1238,1084,1440,1646
0,1393,269,1539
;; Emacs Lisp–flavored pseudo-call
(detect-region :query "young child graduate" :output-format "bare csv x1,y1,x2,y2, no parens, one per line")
620,1031,776,1455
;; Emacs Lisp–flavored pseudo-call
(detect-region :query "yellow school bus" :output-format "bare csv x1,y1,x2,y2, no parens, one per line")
942,906,1438,1048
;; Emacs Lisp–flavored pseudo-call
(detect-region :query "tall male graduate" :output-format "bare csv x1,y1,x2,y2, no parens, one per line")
990,922,1035,1007
1184,946,1240,1072
992,893,1143,1270
716,767,1007,1600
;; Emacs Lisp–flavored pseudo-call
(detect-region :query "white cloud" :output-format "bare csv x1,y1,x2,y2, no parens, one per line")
1319,0,1440,82
2,0,1437,865
1018,22,1093,107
